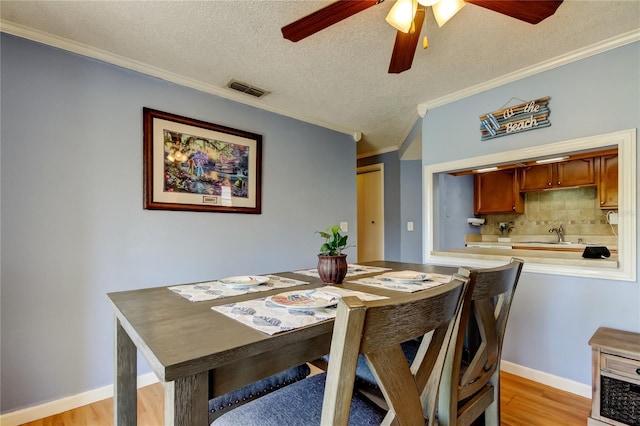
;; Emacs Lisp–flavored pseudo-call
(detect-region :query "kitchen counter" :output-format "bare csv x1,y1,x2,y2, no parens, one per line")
466,241,618,252
433,247,619,268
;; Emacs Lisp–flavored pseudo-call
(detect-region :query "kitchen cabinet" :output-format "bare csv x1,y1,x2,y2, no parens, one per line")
474,169,524,214
520,157,597,191
599,154,618,209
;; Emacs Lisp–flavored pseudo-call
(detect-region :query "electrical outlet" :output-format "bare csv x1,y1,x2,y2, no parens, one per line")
607,211,618,225
340,222,348,232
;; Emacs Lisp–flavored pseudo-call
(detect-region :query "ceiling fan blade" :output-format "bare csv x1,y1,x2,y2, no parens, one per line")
282,0,379,42
388,8,425,74
465,0,563,25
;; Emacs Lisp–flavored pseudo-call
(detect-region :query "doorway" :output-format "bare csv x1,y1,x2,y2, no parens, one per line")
357,164,385,262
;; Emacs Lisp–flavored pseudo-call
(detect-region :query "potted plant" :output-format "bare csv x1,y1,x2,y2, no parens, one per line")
497,222,514,242
316,224,353,284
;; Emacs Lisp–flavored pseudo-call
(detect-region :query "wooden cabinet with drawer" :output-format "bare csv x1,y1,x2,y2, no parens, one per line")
588,327,640,426
601,353,640,381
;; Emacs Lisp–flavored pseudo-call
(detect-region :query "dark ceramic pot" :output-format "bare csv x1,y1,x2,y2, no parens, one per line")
317,254,348,284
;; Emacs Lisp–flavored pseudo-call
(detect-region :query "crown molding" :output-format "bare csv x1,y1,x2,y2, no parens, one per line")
0,20,361,141
417,104,428,118
356,144,399,160
418,29,640,113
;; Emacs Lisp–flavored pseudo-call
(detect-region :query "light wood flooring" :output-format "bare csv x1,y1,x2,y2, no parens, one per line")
20,371,591,425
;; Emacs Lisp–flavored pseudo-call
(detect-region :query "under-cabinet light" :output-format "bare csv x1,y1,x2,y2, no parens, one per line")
535,156,569,164
475,166,498,173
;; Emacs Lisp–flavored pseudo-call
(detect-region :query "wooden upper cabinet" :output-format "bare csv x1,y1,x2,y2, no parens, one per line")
556,158,597,187
520,158,597,191
474,169,524,214
466,150,617,215
599,154,618,209
519,164,554,191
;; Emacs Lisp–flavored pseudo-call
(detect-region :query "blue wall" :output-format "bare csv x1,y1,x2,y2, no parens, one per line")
400,160,423,262
0,34,357,412
423,42,640,386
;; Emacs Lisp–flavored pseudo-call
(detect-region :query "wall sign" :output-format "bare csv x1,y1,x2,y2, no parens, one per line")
479,96,550,141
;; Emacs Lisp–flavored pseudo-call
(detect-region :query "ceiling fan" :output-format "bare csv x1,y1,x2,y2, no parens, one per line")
281,0,563,74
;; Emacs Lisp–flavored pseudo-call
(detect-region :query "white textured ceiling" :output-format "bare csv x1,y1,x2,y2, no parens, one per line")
1,1,639,158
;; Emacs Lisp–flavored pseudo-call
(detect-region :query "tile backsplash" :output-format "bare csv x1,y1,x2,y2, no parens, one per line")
480,187,617,237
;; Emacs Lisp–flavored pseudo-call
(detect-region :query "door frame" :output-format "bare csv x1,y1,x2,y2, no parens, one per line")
357,163,385,261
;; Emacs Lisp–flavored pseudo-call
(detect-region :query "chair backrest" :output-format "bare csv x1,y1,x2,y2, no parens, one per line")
321,272,472,425
438,257,524,426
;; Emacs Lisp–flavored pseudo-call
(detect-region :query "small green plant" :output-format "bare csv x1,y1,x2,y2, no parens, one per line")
316,224,353,256
497,222,514,236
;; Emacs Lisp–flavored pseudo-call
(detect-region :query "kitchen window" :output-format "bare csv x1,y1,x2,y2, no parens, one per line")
423,129,636,281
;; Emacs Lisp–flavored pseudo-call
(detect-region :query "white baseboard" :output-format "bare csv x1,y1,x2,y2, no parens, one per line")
0,363,591,425
0,373,159,426
501,360,592,398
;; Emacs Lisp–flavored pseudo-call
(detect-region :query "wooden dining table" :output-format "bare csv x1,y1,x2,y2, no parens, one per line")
107,260,458,426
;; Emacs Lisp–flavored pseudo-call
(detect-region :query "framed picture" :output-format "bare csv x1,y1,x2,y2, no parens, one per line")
143,108,262,213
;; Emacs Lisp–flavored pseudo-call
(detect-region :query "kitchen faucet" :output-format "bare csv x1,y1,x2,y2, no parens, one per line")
549,224,564,243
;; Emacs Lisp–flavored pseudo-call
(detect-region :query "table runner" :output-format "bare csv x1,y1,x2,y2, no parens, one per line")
168,275,309,302
349,271,452,293
212,286,388,335
293,264,391,279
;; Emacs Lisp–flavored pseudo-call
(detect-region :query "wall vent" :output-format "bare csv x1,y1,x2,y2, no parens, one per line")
226,80,270,98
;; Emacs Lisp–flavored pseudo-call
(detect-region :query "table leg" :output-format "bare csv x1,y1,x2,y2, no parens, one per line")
114,317,137,426
164,371,208,426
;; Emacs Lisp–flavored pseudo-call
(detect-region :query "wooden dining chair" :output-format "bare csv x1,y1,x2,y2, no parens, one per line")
345,259,524,426
212,272,472,425
437,257,524,426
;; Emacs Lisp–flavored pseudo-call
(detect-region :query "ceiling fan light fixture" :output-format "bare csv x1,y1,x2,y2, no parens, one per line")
386,0,418,33
432,0,465,27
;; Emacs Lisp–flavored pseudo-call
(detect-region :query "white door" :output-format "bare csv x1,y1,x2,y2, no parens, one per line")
357,165,384,262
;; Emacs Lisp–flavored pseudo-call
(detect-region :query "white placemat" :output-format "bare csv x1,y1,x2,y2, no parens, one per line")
168,275,309,302
212,286,388,335
293,264,392,279
349,271,453,293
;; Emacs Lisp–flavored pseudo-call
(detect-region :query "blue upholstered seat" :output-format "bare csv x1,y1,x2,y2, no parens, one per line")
208,364,311,423
316,338,421,397
212,372,386,425
350,339,421,392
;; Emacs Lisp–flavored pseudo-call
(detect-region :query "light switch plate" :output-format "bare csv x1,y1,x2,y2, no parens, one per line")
340,222,348,232
407,221,414,231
